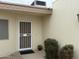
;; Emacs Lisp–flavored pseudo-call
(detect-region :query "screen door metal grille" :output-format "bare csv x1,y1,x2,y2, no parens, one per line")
20,22,31,49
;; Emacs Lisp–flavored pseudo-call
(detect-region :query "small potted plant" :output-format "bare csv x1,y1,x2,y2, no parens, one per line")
37,45,43,51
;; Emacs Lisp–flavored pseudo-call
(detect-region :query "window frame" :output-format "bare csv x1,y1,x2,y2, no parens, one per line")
0,19,9,40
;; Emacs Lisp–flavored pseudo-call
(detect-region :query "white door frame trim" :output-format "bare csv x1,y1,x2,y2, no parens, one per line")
18,19,32,51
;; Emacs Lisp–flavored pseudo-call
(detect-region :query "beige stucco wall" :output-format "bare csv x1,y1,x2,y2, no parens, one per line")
0,11,43,57
43,0,79,59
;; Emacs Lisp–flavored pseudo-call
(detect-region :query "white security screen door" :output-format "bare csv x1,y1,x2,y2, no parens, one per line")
19,22,31,50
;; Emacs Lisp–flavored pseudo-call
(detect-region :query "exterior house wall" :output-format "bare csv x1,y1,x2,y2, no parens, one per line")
43,0,79,59
0,11,43,57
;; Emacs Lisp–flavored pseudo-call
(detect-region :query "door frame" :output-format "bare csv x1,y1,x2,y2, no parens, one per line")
18,20,32,51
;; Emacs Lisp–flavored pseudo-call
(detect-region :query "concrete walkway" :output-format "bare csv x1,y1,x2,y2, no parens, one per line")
22,50,45,59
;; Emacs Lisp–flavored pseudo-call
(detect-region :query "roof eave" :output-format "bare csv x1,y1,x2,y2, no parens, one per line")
0,2,52,15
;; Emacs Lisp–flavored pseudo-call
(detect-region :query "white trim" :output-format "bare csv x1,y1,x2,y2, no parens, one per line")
18,17,32,51
19,48,32,51
17,19,19,51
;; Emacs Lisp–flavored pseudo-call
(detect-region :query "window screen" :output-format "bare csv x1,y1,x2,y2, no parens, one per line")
0,20,8,39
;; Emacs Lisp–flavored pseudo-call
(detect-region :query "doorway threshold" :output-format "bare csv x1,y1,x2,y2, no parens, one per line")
20,49,34,55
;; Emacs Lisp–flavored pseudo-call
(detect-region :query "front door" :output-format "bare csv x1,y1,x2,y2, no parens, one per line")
19,22,31,51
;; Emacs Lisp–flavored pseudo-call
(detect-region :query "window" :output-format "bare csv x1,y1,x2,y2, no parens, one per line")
0,20,8,39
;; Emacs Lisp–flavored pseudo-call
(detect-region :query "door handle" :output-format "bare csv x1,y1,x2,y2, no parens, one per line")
23,33,28,37
22,33,31,37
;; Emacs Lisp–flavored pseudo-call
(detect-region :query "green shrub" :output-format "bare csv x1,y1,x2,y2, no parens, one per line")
59,44,74,59
44,38,59,59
